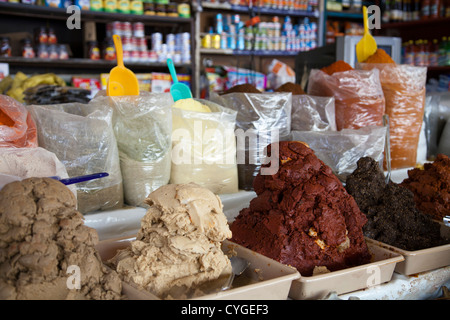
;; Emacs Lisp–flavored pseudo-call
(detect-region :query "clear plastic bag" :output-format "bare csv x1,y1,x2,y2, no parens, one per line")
291,125,387,182
358,63,427,169
94,91,173,207
210,92,292,190
0,94,38,148
307,68,385,131
291,94,336,131
171,99,239,194
0,147,75,196
27,101,123,214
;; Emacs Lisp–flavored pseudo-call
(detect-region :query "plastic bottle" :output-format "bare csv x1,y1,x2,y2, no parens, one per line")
421,0,431,18
414,39,424,66
404,40,415,65
438,36,447,65
428,39,439,66
423,39,430,65
446,35,450,65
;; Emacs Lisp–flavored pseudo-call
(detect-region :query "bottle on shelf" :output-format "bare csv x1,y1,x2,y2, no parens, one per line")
438,36,447,65
381,0,391,23
421,0,431,18
428,38,439,66
403,40,415,65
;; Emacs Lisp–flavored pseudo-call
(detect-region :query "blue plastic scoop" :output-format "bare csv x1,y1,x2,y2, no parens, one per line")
167,58,192,102
50,172,109,185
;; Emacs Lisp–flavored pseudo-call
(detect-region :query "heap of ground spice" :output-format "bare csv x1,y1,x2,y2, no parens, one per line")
221,83,261,95
400,154,450,221
274,82,306,95
363,48,395,64
320,60,353,76
346,157,448,251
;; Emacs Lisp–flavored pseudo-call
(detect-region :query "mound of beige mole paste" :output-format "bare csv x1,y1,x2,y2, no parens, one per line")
0,177,122,300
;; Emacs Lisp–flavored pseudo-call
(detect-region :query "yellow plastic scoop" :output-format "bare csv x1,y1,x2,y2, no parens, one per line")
107,34,139,96
356,6,378,63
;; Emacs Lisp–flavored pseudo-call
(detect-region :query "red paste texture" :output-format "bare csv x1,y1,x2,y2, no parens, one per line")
230,141,371,276
401,154,450,221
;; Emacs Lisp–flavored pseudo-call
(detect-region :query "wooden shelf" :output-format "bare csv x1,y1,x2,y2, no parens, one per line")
200,2,319,18
0,57,189,69
0,2,193,25
381,17,450,29
200,48,300,56
326,10,363,19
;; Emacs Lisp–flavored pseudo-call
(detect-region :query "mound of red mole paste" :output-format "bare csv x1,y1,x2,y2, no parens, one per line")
230,141,371,276
401,154,450,221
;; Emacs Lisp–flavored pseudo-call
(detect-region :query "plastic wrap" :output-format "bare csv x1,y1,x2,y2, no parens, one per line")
358,63,427,169
307,68,385,131
0,147,76,196
423,95,441,160
171,99,238,194
291,94,336,131
27,102,123,214
0,94,37,148
94,91,172,207
291,125,387,182
267,59,296,91
210,92,291,190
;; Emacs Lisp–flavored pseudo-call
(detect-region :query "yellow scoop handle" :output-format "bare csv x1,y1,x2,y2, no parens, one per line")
106,34,140,96
356,6,378,63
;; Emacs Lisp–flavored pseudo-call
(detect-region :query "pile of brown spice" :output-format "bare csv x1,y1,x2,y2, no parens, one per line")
401,154,450,221
220,83,261,95
346,157,448,251
275,82,306,95
320,60,353,76
363,48,395,64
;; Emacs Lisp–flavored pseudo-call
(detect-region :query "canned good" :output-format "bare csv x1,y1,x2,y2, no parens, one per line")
212,34,220,49
133,22,145,38
122,36,132,51
202,34,211,49
151,32,162,51
137,37,147,51
122,22,132,37
177,3,190,18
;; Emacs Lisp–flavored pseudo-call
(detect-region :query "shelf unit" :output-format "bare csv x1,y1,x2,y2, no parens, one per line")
192,1,324,96
0,2,197,94
375,16,450,80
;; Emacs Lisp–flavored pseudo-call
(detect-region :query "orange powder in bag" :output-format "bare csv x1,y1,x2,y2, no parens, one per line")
363,49,395,64
321,60,354,75
0,109,14,127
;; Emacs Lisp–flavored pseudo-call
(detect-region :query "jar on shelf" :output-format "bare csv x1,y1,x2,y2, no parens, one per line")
103,38,116,60
87,41,101,60
35,26,48,44
143,0,155,15
21,38,35,58
47,28,58,44
155,3,166,16
37,44,49,59
166,3,178,17
0,37,11,57
48,44,59,59
59,44,69,59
